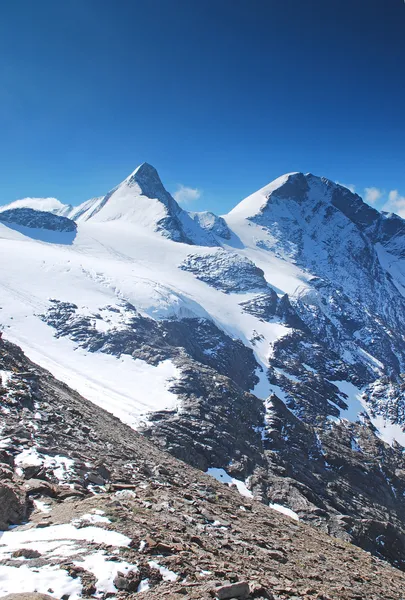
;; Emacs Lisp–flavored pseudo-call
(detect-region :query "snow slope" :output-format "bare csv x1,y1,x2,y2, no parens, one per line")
0,211,289,426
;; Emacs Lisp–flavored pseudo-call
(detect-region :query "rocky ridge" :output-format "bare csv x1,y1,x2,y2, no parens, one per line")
1,338,405,600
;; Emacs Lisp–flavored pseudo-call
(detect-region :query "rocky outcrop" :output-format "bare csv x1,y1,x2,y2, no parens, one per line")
0,208,77,232
0,481,27,530
180,250,269,293
189,211,232,239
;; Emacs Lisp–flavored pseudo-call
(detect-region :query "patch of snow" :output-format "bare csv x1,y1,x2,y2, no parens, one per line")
0,564,82,598
269,503,299,521
15,448,75,482
115,489,137,499
302,363,317,374
72,513,111,526
75,551,138,595
32,499,52,513
137,579,150,592
274,367,300,383
15,447,43,467
331,380,367,422
148,560,178,581
372,416,405,447
206,467,253,498
356,347,384,373
0,523,131,551
0,370,13,387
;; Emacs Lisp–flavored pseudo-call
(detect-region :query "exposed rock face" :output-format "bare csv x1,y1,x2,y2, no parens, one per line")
0,482,27,530
180,250,269,293
41,299,259,390
0,208,77,232
189,211,232,239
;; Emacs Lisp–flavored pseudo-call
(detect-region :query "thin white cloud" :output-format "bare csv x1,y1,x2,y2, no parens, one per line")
382,190,405,218
337,182,356,193
173,184,201,205
364,187,383,205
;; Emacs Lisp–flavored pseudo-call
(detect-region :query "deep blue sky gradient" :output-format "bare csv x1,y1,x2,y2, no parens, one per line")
1,0,404,213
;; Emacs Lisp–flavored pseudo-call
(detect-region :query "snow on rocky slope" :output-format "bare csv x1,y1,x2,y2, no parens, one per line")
1,337,404,600
2,164,405,568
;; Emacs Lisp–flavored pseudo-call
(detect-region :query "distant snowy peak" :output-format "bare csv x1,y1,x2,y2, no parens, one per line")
79,162,181,225
227,171,405,258
0,197,72,217
188,211,231,240
227,172,300,219
72,162,221,246
227,171,377,222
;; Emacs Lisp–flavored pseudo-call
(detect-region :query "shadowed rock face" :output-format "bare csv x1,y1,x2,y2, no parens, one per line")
180,250,269,293
0,208,77,232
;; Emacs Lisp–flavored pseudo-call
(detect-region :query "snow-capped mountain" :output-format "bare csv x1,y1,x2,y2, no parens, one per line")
1,164,405,568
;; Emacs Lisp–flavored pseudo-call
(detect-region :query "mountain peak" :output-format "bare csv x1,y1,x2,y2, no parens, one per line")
124,162,173,206
227,171,306,219
227,171,364,221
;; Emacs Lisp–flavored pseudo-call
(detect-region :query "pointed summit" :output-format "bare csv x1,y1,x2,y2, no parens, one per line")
76,162,181,226
68,163,227,246
227,172,303,219
125,163,177,210
227,171,371,223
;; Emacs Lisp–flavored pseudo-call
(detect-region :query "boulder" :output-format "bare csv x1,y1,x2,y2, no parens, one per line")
23,479,56,497
213,581,250,599
0,482,26,530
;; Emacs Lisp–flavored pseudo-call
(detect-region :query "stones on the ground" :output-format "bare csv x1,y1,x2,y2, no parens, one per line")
199,508,218,523
85,472,106,486
267,549,288,563
0,451,14,467
190,535,205,548
23,479,56,497
249,582,274,599
0,482,26,529
113,570,141,592
12,548,42,559
138,562,163,586
60,564,97,595
55,486,86,500
153,464,171,477
20,464,44,480
212,581,250,599
0,464,14,481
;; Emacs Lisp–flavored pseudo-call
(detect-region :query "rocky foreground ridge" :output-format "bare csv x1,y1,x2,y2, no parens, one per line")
1,338,405,600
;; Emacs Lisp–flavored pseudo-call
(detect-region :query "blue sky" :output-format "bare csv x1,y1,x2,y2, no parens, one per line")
1,0,405,215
